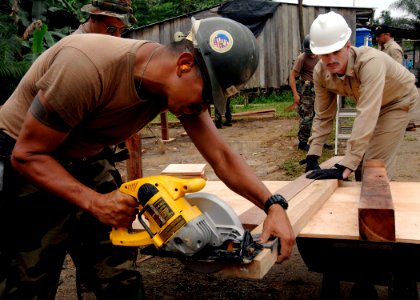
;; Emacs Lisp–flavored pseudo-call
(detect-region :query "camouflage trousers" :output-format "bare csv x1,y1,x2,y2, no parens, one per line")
0,131,144,300
297,85,315,143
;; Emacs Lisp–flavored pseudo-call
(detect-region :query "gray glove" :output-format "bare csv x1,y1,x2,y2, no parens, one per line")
306,164,347,180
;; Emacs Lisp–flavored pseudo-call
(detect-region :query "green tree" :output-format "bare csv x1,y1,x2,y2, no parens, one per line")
391,0,420,30
376,0,420,30
0,0,87,103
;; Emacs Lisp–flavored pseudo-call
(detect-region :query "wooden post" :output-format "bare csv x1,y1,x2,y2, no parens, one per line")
358,159,396,242
160,112,169,141
125,133,142,181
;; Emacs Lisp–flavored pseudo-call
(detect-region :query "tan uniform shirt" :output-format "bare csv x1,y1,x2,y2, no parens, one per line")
381,38,403,63
0,34,164,158
308,46,418,171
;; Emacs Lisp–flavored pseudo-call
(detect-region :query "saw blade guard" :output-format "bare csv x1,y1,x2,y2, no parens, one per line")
184,192,245,243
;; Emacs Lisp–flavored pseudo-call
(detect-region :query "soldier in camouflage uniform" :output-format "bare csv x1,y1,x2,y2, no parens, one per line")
0,17,295,299
289,35,319,151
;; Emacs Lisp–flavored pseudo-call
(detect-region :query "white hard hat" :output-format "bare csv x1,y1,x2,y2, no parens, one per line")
309,11,352,55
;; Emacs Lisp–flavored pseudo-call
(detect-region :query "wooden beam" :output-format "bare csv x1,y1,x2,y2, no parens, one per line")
239,156,343,229
222,174,339,279
358,159,396,242
161,164,207,179
160,112,169,141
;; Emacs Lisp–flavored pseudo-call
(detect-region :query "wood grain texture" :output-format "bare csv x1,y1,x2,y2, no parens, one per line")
299,182,420,243
359,160,395,242
239,156,343,228
222,175,339,279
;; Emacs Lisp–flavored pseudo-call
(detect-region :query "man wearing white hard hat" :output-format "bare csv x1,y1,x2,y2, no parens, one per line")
302,11,419,180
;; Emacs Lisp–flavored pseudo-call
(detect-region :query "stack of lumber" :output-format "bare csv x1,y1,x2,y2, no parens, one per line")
199,157,420,279
136,157,420,280
161,163,207,179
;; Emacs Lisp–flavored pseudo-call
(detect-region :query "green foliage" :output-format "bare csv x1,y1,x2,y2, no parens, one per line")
229,90,297,118
0,0,84,103
32,23,48,55
131,0,223,26
281,157,304,178
0,10,31,103
253,90,293,104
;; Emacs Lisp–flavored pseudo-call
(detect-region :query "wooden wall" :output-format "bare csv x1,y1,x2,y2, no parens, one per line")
128,4,371,89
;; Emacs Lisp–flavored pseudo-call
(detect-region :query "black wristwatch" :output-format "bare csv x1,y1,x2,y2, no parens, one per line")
264,194,288,214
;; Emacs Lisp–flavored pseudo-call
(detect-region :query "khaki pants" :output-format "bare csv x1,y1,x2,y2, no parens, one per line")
362,98,412,179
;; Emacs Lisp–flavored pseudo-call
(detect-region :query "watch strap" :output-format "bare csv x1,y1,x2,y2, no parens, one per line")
263,194,288,214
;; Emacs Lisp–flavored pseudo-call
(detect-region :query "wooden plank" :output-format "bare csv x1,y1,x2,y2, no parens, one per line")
222,179,338,279
359,160,396,242
201,181,289,217
299,182,420,243
230,108,275,116
160,112,169,141
161,164,207,177
239,156,343,229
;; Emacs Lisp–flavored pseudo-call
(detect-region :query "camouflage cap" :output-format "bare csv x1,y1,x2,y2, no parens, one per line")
81,0,137,26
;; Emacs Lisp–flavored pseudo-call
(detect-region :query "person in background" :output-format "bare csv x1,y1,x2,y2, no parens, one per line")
302,12,419,181
70,1,138,298
403,54,409,69
408,59,413,70
374,25,416,131
289,35,332,151
374,24,403,63
73,0,136,36
0,17,295,299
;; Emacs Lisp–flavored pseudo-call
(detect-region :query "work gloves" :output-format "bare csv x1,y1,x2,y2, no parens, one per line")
306,164,347,180
300,155,320,173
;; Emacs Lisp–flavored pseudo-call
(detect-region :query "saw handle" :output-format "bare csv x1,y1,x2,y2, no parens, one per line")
118,175,206,202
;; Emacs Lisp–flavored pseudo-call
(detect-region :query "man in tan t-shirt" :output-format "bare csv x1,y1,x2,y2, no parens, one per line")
0,18,295,299
302,12,419,181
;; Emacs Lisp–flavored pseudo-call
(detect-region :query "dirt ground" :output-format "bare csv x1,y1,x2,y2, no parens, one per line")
56,107,420,299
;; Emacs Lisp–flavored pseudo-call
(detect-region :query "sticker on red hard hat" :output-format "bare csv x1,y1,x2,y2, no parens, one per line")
209,30,233,53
